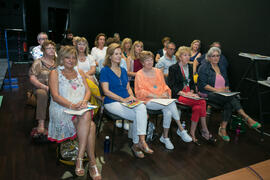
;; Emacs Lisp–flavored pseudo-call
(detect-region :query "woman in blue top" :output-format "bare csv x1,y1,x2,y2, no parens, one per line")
100,43,153,158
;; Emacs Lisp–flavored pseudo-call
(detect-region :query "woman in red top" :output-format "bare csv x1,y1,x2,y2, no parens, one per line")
168,46,215,145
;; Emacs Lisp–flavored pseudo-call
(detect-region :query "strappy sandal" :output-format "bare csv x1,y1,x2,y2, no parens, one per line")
191,136,201,146
131,145,144,158
200,130,217,144
244,117,262,129
75,158,85,177
138,141,154,154
218,127,230,142
89,164,102,180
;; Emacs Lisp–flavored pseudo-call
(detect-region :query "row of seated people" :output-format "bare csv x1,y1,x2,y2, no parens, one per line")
29,38,261,180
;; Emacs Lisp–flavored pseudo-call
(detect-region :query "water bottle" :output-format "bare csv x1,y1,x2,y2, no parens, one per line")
104,136,110,153
234,123,241,143
182,121,186,130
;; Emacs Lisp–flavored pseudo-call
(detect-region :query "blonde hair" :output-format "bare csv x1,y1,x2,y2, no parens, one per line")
121,38,132,52
103,43,121,68
190,39,201,51
72,36,80,46
175,46,191,61
162,37,171,44
57,46,77,66
76,37,89,56
94,33,106,47
130,41,144,60
139,51,154,63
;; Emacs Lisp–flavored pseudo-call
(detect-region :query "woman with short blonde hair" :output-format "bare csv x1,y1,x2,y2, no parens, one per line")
121,38,132,60
168,46,215,145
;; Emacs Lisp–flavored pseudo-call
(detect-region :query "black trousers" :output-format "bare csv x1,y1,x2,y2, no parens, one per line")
207,93,242,122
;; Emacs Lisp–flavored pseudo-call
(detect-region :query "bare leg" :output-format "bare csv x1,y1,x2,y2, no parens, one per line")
175,120,184,131
163,128,169,138
75,111,91,173
219,121,228,136
190,121,198,141
37,119,45,133
237,109,261,127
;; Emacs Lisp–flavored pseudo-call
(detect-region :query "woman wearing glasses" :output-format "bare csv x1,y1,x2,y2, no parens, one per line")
29,40,57,134
198,47,261,142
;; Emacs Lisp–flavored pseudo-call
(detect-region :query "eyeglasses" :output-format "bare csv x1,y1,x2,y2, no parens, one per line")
211,55,220,58
168,48,176,51
45,47,55,50
39,38,48,41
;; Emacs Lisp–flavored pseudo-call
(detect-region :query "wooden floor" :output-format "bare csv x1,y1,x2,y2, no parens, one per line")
1,64,270,180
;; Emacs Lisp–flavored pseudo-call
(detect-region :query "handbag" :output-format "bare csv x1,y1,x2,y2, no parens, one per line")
26,90,37,107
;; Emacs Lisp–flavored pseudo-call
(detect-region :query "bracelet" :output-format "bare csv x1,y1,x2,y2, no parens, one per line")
69,103,73,109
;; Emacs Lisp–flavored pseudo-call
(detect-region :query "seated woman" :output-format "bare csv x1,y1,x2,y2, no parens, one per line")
168,46,215,144
100,43,153,158
121,38,132,61
126,41,144,86
198,47,261,142
48,46,101,179
135,51,192,150
155,36,170,63
76,37,101,114
190,40,201,65
91,33,107,69
29,40,57,134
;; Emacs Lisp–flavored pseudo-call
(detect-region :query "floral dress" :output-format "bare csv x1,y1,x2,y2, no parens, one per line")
48,66,85,143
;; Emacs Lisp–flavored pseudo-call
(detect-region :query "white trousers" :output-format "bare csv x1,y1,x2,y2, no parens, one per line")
146,101,180,129
104,102,147,144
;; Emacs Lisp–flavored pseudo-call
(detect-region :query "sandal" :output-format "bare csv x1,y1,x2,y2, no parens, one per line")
218,127,230,142
201,130,217,143
89,164,102,180
138,141,154,154
75,158,85,177
191,136,201,146
131,145,144,158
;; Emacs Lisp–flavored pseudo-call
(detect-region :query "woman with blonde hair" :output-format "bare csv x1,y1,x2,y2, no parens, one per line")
100,43,153,158
76,37,101,114
135,51,192,149
190,40,201,63
126,41,144,86
168,46,215,145
121,38,132,60
29,40,57,134
48,46,101,179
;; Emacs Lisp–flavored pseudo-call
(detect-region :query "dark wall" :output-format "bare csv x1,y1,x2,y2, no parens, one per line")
69,0,114,49
112,0,270,117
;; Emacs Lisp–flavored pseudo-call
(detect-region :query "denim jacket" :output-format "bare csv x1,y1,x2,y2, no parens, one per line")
198,61,229,94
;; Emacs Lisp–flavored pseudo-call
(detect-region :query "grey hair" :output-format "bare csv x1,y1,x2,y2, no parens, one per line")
37,32,48,41
206,47,221,61
166,42,176,49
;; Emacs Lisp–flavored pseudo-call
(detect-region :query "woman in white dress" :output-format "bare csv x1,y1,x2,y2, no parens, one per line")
91,33,107,68
48,46,101,179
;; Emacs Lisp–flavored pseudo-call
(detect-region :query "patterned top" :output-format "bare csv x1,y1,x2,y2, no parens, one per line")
48,66,86,143
31,45,43,60
135,68,171,102
155,55,177,75
29,58,56,86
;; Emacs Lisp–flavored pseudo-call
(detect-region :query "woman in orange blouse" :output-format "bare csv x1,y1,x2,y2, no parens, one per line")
135,51,192,150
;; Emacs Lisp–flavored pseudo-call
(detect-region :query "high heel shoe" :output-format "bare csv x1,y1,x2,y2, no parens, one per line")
218,127,230,142
200,129,217,144
89,164,102,180
75,158,85,176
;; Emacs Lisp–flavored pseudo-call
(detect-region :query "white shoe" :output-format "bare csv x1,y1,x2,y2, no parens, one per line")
160,136,174,150
124,121,129,130
177,129,192,142
115,120,122,128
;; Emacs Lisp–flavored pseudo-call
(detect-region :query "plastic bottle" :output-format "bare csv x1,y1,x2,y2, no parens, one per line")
104,136,110,153
182,121,186,130
234,123,241,143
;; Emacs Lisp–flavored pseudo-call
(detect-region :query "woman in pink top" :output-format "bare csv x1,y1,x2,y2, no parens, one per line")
135,51,192,150
198,47,261,142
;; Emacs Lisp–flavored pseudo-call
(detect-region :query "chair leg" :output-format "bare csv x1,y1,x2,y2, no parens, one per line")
111,122,116,152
